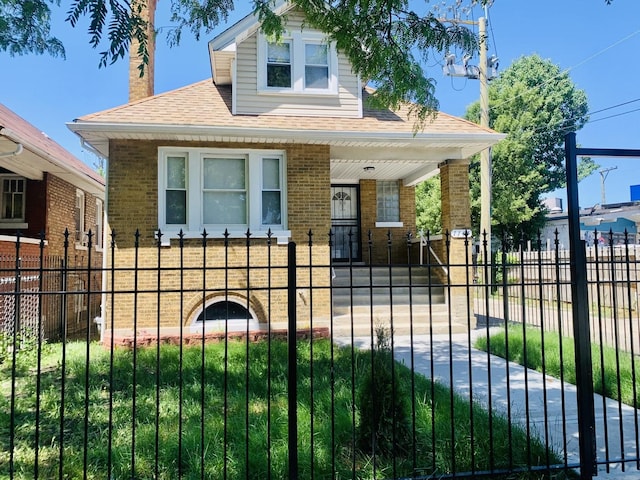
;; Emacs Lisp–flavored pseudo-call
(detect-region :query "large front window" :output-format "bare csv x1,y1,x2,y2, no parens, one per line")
158,148,288,239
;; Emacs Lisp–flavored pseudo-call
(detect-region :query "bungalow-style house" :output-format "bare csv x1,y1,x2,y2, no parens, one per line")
0,103,105,339
68,2,504,341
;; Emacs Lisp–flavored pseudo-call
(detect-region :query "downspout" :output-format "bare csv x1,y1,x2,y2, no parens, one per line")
0,128,24,157
71,130,109,342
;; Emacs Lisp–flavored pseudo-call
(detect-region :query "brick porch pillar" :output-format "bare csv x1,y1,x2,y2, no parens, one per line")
439,159,474,330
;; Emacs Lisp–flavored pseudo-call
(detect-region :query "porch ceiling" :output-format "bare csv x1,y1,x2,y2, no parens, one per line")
330,144,477,186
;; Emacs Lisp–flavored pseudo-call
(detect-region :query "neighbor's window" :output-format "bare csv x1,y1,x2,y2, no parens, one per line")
158,147,287,238
75,190,86,244
377,181,400,223
95,198,104,250
0,176,26,222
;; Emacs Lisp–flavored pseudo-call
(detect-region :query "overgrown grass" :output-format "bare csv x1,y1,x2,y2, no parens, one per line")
1,338,566,479
476,326,640,408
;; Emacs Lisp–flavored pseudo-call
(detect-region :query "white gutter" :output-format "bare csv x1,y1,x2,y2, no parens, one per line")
0,138,23,158
0,126,104,194
68,121,506,147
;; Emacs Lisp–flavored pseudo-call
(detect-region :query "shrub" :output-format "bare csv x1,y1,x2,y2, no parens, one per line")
357,326,411,457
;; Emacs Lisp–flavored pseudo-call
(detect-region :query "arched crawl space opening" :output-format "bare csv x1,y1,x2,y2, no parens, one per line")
191,299,261,332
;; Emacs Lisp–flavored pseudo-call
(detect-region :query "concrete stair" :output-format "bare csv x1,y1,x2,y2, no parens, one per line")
330,265,461,335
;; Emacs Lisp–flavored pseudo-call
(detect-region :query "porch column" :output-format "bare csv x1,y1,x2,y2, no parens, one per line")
438,159,474,330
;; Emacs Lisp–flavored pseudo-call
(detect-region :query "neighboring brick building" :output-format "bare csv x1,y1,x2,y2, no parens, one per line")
69,2,504,341
0,103,105,339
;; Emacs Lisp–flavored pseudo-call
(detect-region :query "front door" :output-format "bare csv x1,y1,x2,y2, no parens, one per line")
330,185,361,261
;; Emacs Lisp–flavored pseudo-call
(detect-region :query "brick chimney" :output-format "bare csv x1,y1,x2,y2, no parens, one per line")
129,0,157,102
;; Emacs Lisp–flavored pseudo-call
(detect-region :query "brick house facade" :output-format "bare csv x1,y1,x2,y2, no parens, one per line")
0,103,105,339
69,3,504,340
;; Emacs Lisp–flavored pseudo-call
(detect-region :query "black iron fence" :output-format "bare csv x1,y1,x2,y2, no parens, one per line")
1,228,639,479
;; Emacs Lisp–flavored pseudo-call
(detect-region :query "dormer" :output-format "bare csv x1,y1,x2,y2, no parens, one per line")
208,3,363,118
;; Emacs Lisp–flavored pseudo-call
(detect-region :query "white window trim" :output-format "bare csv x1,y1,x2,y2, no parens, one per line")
158,147,290,243
257,32,339,96
0,174,27,227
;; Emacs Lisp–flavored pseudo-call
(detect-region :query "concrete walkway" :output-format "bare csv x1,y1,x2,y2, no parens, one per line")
337,330,640,478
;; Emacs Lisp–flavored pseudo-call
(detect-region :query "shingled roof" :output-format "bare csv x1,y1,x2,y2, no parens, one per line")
70,80,502,153
0,103,104,195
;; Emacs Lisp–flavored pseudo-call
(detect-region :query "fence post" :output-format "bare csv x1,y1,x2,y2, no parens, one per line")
288,241,298,480
565,132,596,478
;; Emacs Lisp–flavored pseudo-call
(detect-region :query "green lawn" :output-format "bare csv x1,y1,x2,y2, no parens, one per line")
476,326,640,408
1,337,566,479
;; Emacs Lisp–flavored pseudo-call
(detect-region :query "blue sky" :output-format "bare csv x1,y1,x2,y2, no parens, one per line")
2,0,640,209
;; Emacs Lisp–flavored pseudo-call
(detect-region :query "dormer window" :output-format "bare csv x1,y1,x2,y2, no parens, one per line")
267,41,292,88
305,43,329,89
258,33,338,95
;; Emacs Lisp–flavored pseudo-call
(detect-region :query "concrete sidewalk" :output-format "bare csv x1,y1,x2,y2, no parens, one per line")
337,331,640,478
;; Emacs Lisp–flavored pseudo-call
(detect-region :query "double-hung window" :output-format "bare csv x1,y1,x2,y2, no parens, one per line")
0,175,26,225
304,43,329,89
266,41,292,88
259,32,338,94
75,189,86,246
159,147,288,240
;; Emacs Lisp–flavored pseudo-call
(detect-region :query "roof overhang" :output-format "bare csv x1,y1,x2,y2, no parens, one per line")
208,0,293,85
0,127,104,196
68,120,505,186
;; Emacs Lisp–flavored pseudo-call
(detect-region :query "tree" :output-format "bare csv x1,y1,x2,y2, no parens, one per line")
0,0,64,57
1,0,487,124
415,176,442,234
465,54,592,241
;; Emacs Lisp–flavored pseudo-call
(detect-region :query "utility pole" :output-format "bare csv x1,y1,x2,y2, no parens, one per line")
599,166,617,205
478,16,492,260
441,8,497,275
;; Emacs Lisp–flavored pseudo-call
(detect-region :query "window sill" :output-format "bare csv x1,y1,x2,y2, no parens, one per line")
156,230,292,246
0,222,28,230
257,88,339,97
375,222,404,228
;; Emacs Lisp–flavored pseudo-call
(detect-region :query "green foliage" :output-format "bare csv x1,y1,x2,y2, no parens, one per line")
357,326,411,457
476,326,640,409
415,176,442,234
2,337,561,478
3,0,490,122
466,54,590,241
0,0,64,57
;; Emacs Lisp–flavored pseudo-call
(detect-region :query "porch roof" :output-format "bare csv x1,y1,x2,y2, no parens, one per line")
1,103,105,196
69,80,505,186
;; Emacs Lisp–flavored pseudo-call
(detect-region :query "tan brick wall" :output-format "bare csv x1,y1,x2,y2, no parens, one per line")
438,159,473,326
359,179,416,264
128,0,156,102
105,140,332,334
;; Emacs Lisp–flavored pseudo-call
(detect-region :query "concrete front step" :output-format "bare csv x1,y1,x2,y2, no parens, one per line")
331,287,445,307
331,266,442,287
330,305,468,336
